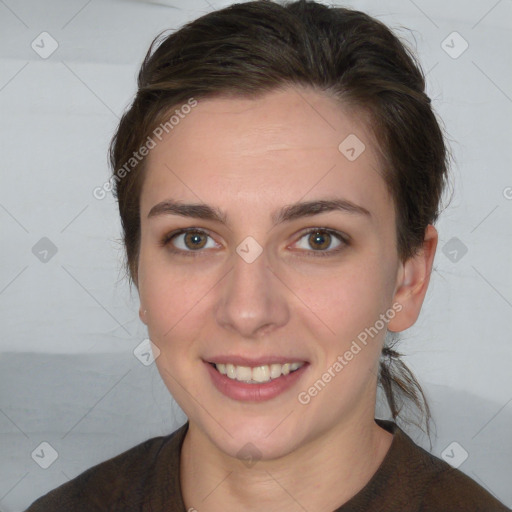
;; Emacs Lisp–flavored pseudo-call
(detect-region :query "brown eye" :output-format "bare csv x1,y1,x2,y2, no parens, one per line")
308,230,332,250
293,228,347,256
164,229,216,253
183,230,208,250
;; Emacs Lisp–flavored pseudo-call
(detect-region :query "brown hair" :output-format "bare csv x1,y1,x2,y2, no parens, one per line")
109,0,450,441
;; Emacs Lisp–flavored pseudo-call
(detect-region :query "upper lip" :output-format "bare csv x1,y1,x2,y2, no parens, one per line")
205,356,308,366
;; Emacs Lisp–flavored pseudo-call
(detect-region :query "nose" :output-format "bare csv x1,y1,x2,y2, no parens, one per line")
214,247,289,339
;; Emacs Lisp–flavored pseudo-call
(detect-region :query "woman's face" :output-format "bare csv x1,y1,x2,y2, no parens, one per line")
137,86,406,459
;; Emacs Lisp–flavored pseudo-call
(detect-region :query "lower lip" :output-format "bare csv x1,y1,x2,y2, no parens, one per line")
205,361,309,402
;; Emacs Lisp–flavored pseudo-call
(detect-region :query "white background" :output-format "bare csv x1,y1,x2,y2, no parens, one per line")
0,0,511,509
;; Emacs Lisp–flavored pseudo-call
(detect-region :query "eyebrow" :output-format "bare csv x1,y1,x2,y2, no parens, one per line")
147,197,371,225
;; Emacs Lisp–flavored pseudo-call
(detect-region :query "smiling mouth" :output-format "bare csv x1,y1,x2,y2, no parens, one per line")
209,362,305,384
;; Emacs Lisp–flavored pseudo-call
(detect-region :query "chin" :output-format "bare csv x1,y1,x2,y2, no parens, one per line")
201,413,308,462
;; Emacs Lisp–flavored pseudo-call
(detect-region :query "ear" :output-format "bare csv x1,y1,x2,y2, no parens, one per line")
387,224,438,332
139,305,147,325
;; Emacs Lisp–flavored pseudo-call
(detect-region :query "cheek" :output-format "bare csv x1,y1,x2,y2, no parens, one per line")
142,269,209,407
295,261,394,411
142,272,205,341
293,256,395,342
139,242,206,321
138,250,195,346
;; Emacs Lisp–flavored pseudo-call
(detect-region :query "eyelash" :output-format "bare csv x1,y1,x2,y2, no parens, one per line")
160,227,349,258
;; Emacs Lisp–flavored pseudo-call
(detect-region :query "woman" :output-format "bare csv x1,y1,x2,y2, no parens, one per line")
26,1,510,510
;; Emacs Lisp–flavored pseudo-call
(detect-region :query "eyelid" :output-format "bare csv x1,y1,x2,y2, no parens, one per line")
160,228,218,253
288,227,349,256
294,227,350,244
161,226,350,256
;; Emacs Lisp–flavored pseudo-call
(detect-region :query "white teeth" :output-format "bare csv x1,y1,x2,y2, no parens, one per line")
252,365,270,383
214,362,304,383
236,366,252,381
270,364,282,379
226,364,236,379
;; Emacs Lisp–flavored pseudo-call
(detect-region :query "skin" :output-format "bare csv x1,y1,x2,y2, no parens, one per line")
136,86,438,512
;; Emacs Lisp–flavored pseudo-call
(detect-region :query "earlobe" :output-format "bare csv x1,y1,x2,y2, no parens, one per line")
387,225,438,332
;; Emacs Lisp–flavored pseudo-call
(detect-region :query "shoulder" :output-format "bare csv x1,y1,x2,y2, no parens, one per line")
24,423,188,511
384,421,510,511
361,419,511,512
418,463,511,512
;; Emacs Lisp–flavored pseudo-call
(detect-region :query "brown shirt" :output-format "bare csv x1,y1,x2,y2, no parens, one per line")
25,418,510,511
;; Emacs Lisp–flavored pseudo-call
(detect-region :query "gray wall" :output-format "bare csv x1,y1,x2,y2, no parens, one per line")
0,0,511,510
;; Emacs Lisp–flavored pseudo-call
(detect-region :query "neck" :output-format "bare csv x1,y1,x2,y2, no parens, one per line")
180,411,393,512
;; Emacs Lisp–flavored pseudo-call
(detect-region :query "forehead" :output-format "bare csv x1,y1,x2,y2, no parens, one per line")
140,87,391,221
